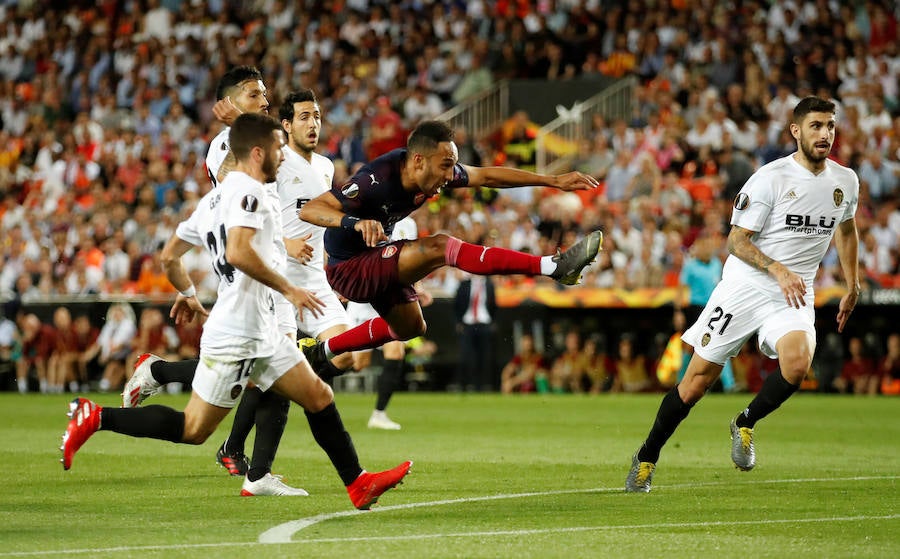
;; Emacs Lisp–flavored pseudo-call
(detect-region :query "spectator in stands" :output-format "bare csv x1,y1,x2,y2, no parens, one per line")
15,313,55,394
610,333,651,393
454,272,496,393
879,333,900,396
549,328,586,393
501,333,548,394
833,336,878,395
83,302,136,393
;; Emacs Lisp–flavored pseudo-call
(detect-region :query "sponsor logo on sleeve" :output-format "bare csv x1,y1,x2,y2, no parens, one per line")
241,195,259,212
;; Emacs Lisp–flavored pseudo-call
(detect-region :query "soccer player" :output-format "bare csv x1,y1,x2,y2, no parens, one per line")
62,114,411,510
625,96,860,492
124,67,311,496
297,120,603,371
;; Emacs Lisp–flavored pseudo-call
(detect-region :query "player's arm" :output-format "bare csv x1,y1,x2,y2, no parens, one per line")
727,225,807,309
225,225,324,316
833,217,860,333
461,165,598,191
160,234,209,324
299,191,387,247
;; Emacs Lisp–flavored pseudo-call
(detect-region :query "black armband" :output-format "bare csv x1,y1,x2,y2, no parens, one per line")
341,215,361,230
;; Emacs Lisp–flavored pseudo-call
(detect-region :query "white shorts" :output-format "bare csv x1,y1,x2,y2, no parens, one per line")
295,288,350,338
275,293,298,337
682,278,816,365
193,334,304,407
346,301,379,327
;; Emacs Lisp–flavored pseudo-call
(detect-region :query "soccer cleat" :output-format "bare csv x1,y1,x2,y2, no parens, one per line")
240,473,309,496
299,337,338,381
122,353,163,408
549,230,603,285
347,460,412,510
60,398,102,470
625,453,656,493
730,417,756,471
368,410,401,430
216,442,250,476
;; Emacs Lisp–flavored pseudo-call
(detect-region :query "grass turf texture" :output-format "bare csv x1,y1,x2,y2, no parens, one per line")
2,392,898,558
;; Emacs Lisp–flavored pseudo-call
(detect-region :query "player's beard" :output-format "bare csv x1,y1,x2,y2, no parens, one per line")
262,152,279,183
799,133,831,164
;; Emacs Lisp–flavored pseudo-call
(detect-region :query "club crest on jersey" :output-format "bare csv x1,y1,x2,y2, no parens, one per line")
733,192,750,210
833,188,844,207
241,195,259,212
381,245,398,258
342,182,359,198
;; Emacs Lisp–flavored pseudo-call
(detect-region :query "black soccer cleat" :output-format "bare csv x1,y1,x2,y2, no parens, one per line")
216,442,249,476
549,230,603,285
299,337,343,382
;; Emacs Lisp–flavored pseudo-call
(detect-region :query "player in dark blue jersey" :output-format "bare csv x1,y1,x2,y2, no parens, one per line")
299,120,603,373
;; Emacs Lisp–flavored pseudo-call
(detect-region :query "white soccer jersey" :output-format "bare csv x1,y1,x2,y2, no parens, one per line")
277,147,334,285
724,154,859,299
205,127,230,187
176,171,281,341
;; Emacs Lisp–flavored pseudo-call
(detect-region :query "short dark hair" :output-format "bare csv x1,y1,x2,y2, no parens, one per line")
278,89,319,123
216,66,263,101
407,120,454,154
792,96,835,124
228,113,281,161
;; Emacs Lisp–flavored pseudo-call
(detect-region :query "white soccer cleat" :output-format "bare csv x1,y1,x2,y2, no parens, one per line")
368,410,402,430
122,353,163,408
240,473,309,496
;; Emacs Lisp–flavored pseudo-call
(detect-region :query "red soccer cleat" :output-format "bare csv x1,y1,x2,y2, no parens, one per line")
347,460,412,510
60,398,102,470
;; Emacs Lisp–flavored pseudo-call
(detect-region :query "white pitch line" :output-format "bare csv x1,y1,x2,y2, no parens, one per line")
2,475,897,557
259,474,900,543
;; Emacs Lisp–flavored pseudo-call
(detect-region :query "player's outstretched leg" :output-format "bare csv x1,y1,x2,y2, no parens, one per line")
300,337,348,381
549,230,604,285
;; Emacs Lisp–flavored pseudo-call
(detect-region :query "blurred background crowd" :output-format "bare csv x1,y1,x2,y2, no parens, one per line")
0,0,898,394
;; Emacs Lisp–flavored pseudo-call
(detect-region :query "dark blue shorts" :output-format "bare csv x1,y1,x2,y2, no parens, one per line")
326,240,418,317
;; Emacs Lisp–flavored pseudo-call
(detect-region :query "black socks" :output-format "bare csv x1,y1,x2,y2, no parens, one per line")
247,392,290,482
375,358,403,411
735,372,799,429
225,386,262,455
637,386,694,464
101,406,185,443
150,359,198,386
305,402,362,486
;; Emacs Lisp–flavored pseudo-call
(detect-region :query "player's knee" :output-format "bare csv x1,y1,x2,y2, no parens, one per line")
393,318,426,340
180,425,213,445
333,352,354,372
305,380,334,413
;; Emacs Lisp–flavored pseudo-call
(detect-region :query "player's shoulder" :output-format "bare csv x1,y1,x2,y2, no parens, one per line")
207,127,230,155
754,155,794,177
825,158,859,184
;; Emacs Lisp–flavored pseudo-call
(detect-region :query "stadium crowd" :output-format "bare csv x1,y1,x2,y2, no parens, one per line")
1,0,899,394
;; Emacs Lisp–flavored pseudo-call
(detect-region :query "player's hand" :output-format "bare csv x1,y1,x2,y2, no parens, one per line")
285,233,314,264
553,171,599,191
169,294,209,325
286,286,325,318
836,288,859,333
354,219,389,247
212,97,242,126
770,262,807,309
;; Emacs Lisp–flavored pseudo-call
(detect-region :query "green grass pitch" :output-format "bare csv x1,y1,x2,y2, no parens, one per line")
2,392,898,558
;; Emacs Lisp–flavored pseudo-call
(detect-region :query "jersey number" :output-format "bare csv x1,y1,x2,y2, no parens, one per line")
205,224,236,284
234,359,255,383
707,306,733,335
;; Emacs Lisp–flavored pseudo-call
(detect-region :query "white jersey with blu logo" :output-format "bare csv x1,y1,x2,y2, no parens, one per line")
276,147,334,286
205,127,231,187
176,171,282,341
725,154,859,299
